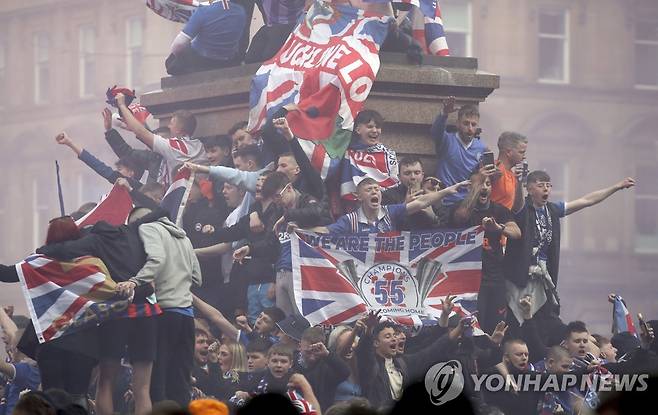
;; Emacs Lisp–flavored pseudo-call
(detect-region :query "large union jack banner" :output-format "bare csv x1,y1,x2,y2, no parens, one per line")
16,255,132,343
291,226,483,327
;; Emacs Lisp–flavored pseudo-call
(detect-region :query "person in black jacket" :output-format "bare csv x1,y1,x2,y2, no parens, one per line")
451,171,521,335
0,217,95,409
194,174,285,324
245,171,332,319
298,326,350,410
355,311,463,411
504,171,635,338
35,208,168,415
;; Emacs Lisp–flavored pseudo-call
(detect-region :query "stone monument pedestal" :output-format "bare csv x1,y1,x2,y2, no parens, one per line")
141,53,499,170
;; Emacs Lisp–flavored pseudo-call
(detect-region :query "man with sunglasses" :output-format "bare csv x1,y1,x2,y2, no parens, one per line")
504,171,635,331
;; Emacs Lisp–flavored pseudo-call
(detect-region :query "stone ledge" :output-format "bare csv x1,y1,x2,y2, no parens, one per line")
140,53,500,143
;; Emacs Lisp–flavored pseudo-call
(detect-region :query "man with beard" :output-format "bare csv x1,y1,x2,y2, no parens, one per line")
430,96,488,206
481,338,543,415
504,171,635,331
451,171,521,334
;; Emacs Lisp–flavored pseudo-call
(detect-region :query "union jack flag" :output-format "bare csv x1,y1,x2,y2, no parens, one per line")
16,255,131,343
339,143,399,200
291,227,483,328
612,295,637,337
366,0,450,56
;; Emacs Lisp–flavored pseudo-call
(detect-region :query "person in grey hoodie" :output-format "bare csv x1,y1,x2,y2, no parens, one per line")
116,207,202,408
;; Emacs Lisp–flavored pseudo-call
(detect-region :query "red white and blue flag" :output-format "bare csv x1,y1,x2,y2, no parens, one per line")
291,226,483,327
339,143,399,200
160,167,195,226
248,1,392,180
75,184,134,228
612,295,637,337
366,0,450,56
16,255,131,343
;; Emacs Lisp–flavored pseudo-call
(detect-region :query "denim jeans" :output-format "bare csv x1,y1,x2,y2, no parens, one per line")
247,283,275,323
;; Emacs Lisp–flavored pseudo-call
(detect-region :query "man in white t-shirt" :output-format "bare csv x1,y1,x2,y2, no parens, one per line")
116,93,207,187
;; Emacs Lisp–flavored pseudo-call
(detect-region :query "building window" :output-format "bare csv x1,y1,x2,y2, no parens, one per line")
0,195,5,262
32,177,54,249
33,33,50,104
538,9,569,83
634,165,658,253
79,26,96,98
126,18,144,88
536,160,570,249
441,0,472,57
634,20,658,88
0,41,5,109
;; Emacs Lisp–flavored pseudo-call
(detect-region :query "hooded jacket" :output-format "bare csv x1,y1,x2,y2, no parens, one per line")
35,209,168,300
130,217,202,309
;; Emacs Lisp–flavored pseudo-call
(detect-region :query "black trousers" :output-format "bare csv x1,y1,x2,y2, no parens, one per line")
165,48,239,76
37,343,97,396
477,278,508,335
150,312,195,407
244,23,297,64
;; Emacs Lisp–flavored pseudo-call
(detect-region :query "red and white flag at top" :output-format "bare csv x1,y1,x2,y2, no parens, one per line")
75,184,134,229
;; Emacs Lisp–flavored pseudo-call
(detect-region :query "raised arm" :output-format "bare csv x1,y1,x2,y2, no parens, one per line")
0,307,18,349
406,180,470,215
186,162,263,193
116,93,155,149
288,374,323,415
565,178,635,216
429,96,457,156
290,138,325,200
58,131,138,187
192,294,239,341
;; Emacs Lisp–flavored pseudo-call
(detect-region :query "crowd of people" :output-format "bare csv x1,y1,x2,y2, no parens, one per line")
0,1,654,415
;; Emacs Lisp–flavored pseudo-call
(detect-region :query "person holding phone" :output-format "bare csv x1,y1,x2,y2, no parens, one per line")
430,96,489,206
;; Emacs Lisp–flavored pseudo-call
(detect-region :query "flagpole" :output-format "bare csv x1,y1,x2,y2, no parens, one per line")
55,160,66,217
